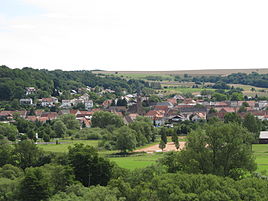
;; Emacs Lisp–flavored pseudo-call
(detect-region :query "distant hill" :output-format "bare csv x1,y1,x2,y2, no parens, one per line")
92,68,268,76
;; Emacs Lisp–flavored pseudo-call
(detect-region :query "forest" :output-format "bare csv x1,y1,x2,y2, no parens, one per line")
0,65,149,101
192,72,268,88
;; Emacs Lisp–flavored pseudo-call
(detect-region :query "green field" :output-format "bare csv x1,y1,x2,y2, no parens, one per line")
38,140,268,172
253,144,268,173
109,153,163,170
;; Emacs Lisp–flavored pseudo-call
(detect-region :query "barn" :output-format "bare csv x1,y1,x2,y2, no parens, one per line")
259,131,268,144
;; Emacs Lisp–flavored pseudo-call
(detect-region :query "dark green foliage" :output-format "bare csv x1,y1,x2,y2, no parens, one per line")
52,120,67,138
0,143,14,167
243,113,261,139
68,144,113,186
0,123,19,141
19,167,51,201
115,126,137,152
0,66,150,102
193,72,268,88
14,140,47,169
159,127,167,144
59,114,80,130
224,112,242,124
160,122,256,179
159,140,166,151
91,111,124,128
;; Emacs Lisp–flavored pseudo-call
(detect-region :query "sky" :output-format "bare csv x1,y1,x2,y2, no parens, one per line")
1,0,268,71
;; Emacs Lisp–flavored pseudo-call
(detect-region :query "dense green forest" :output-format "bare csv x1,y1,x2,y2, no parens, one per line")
0,65,149,101
192,72,268,88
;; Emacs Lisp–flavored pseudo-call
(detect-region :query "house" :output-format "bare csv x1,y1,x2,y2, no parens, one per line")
0,111,13,121
20,98,33,105
259,131,268,144
102,100,113,108
145,110,166,126
154,105,169,113
124,113,139,124
190,113,206,121
79,94,90,101
108,106,127,113
156,102,174,108
85,100,94,110
70,110,81,116
25,87,36,95
153,117,165,126
61,100,73,108
41,112,58,120
41,97,58,107
58,110,71,115
0,110,27,121
79,118,91,128
35,110,44,116
173,95,184,101
168,115,187,123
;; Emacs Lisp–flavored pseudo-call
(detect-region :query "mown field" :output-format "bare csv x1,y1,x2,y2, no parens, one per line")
38,139,268,173
253,144,268,173
93,68,268,77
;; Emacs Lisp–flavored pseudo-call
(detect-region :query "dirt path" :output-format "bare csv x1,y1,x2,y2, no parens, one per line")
134,141,186,154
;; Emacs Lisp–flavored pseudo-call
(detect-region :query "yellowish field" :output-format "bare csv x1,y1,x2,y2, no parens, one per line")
93,68,268,77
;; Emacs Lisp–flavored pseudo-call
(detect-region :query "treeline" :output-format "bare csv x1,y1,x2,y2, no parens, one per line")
0,65,150,101
192,72,268,88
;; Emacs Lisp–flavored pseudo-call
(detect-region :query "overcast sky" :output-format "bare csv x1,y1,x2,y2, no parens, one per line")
1,0,268,71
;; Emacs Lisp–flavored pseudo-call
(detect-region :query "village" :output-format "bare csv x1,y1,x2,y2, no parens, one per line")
1,85,268,138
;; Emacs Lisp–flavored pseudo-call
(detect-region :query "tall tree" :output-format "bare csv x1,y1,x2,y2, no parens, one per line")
91,111,124,128
19,167,51,201
115,126,137,153
68,144,113,187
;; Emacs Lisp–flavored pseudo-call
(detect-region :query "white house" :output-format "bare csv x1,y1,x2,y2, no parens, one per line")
41,97,58,107
20,98,33,105
25,87,36,95
85,100,94,110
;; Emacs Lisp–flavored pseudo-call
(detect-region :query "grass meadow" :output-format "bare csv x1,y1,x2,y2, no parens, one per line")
38,139,268,172
253,144,268,173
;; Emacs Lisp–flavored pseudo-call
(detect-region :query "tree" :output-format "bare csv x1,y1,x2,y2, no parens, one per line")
115,126,137,153
159,127,167,144
53,120,67,138
91,111,124,128
129,119,155,144
19,167,51,201
162,122,256,179
0,123,19,140
172,132,180,150
230,92,244,101
68,144,113,186
212,93,227,101
243,113,261,139
224,112,242,124
43,134,50,142
159,140,166,151
13,141,44,169
26,129,35,140
59,114,80,130
0,143,14,167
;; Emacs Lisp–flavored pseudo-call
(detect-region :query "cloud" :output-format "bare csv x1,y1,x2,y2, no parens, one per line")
1,0,268,71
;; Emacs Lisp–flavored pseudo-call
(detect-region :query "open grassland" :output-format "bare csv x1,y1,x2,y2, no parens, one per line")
93,68,268,77
38,139,268,172
253,144,268,173
37,140,99,153
109,153,163,170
